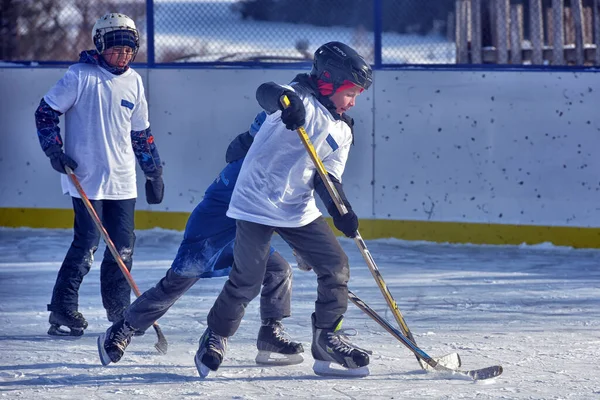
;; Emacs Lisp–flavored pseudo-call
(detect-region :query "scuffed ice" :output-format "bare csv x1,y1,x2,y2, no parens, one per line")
0,227,599,399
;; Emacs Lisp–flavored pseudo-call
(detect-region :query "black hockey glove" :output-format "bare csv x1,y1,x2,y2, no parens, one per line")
280,91,306,131
314,173,358,238
332,205,359,238
145,170,164,204
44,145,78,174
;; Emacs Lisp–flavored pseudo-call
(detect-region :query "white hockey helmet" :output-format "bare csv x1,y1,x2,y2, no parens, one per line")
92,13,139,56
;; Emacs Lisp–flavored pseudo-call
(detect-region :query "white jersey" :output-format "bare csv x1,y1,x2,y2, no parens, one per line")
227,84,352,228
44,63,149,200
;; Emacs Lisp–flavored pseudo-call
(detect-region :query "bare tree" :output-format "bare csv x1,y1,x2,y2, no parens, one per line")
1,0,146,62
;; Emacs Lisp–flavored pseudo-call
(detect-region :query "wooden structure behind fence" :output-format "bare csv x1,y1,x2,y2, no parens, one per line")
455,0,600,65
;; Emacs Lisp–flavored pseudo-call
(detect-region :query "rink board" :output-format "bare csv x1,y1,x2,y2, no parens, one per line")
1,67,600,247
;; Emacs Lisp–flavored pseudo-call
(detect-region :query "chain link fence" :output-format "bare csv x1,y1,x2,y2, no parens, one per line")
1,0,598,66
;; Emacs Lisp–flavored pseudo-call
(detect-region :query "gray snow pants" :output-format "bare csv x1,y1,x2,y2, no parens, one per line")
124,251,292,331
207,217,349,337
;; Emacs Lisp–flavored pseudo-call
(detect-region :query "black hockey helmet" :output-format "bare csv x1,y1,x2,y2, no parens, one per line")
310,42,373,93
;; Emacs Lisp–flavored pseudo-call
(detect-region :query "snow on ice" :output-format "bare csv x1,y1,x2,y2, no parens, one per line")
0,228,599,399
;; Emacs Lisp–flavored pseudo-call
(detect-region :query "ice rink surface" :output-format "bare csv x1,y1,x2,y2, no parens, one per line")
1,228,599,399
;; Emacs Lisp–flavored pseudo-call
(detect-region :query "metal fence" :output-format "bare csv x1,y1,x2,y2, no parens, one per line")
1,0,599,67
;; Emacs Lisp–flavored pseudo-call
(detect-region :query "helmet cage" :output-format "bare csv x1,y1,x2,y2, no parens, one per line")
92,13,140,64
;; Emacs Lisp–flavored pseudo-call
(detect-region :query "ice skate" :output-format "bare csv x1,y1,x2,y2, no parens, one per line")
98,318,136,366
255,319,304,365
107,308,145,336
194,327,227,378
47,310,88,337
311,313,371,377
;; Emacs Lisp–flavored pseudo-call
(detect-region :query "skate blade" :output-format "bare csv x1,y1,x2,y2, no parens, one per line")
255,350,304,366
313,360,370,378
47,324,84,337
97,333,112,366
421,352,462,371
194,353,212,378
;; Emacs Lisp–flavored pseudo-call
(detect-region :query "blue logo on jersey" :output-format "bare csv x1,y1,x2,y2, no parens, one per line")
326,134,339,151
121,99,134,110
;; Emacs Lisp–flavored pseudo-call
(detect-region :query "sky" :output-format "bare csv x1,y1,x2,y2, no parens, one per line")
1,227,599,399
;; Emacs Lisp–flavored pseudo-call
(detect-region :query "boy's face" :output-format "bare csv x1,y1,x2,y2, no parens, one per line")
329,85,363,115
102,46,135,68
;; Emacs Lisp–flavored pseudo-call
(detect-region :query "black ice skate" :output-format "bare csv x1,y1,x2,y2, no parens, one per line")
107,308,145,337
194,327,227,378
97,318,136,366
311,313,371,377
255,319,304,365
47,309,88,337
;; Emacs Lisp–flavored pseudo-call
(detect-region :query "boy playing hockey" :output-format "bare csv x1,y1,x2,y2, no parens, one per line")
35,13,164,336
98,113,305,368
197,42,374,378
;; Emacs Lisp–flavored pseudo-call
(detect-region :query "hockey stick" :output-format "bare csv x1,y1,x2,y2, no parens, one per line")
65,166,168,354
280,95,443,370
348,289,503,380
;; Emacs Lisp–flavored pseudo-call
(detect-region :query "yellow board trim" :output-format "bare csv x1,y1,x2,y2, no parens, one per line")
2,207,600,249
0,208,190,231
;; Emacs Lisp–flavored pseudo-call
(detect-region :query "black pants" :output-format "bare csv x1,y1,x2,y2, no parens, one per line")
48,197,136,321
124,251,292,332
207,217,349,337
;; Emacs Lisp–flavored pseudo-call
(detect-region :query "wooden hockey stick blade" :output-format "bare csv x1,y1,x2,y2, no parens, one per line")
423,352,461,370
153,323,168,354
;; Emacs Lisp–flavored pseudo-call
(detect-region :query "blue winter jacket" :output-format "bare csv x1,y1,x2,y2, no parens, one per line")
171,159,243,278
171,112,268,278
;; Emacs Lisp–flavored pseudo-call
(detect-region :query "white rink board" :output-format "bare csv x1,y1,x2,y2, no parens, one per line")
1,67,600,228
374,70,600,227
0,68,74,210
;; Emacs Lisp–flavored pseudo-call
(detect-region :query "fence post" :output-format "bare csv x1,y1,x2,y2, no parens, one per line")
510,4,523,64
471,0,482,63
584,6,593,45
373,0,382,68
146,0,155,66
571,0,585,65
456,0,469,63
495,0,509,64
552,0,565,65
529,0,543,64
